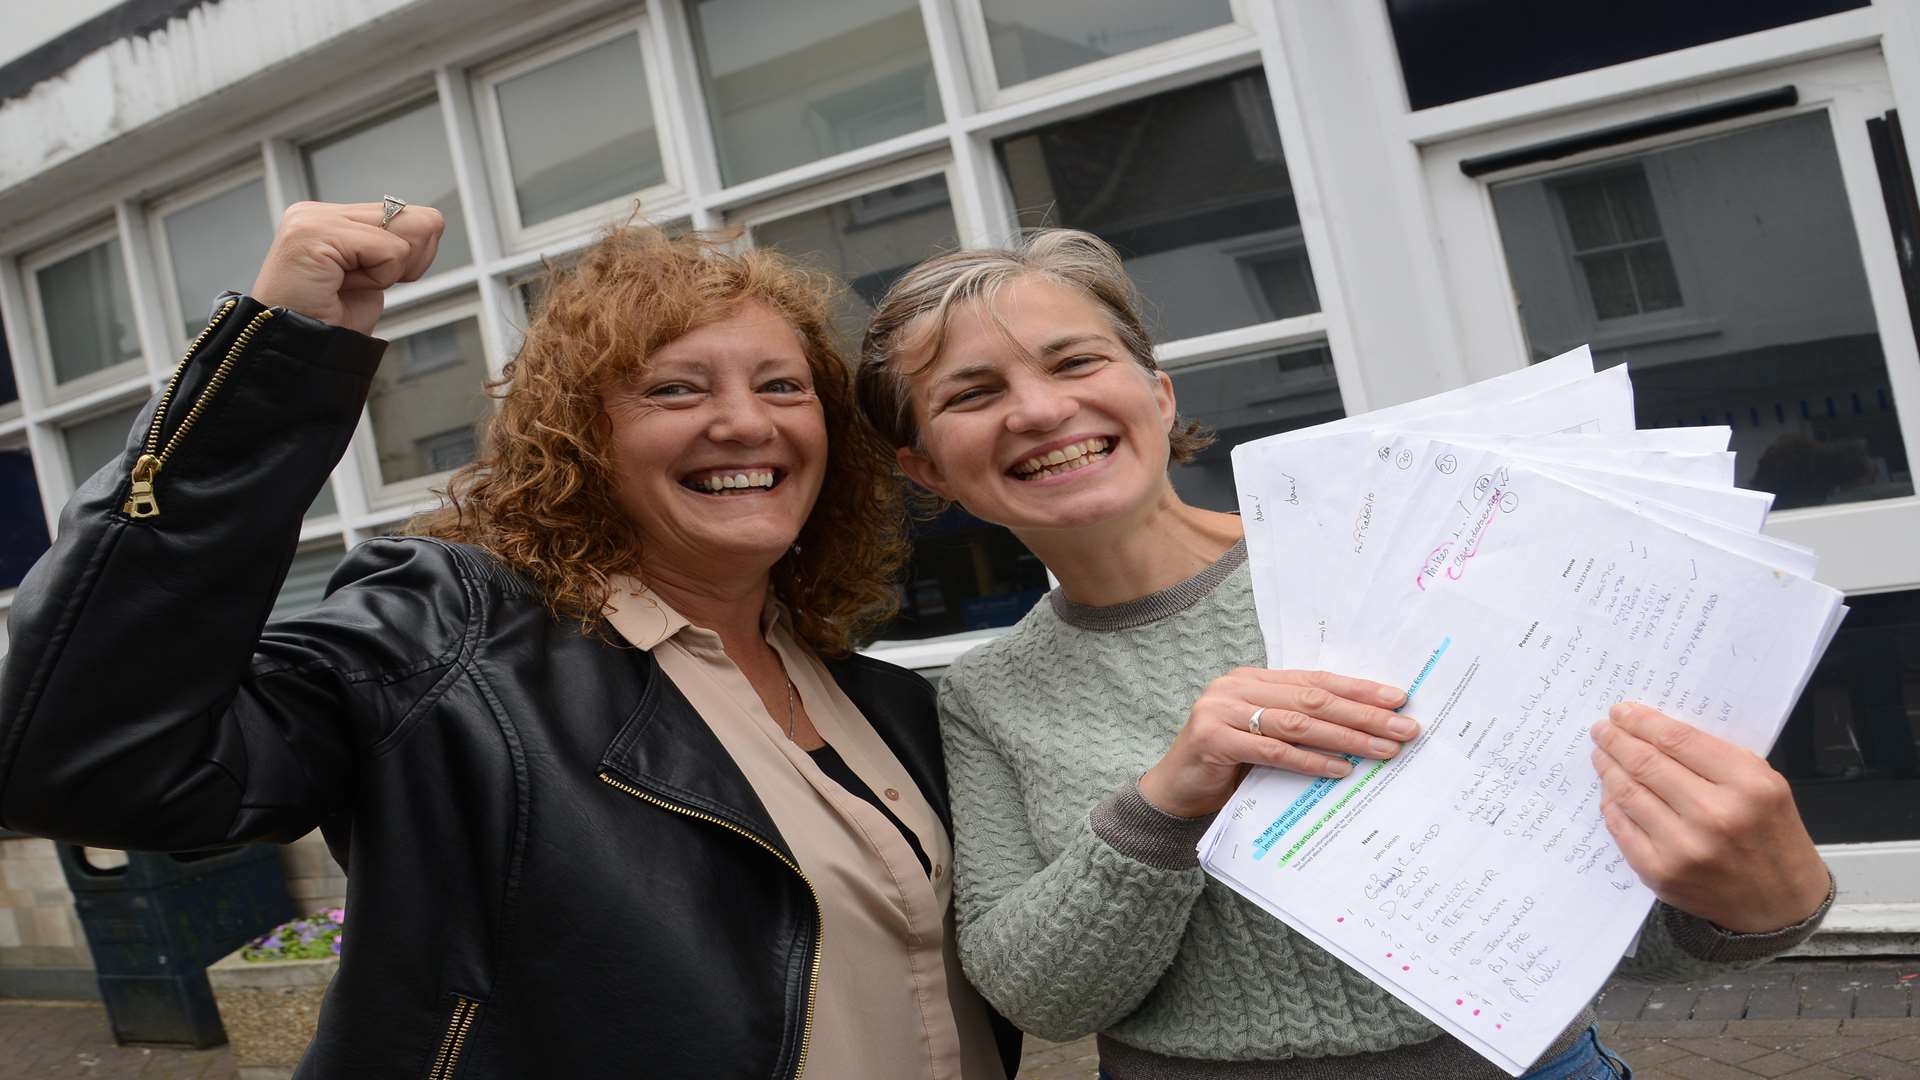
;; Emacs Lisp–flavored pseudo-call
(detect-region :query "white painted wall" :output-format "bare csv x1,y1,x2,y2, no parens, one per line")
0,0,124,68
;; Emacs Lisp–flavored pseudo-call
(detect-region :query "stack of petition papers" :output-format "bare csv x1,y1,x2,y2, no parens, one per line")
1197,346,1847,1076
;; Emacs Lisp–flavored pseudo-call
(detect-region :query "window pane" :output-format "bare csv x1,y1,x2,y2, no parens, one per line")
307,480,337,519
982,0,1234,87
874,505,1050,642
749,174,958,349
1388,0,1867,110
37,239,140,385
1492,112,1913,510
496,35,665,228
688,0,942,184
1169,343,1346,512
366,316,490,485
270,543,347,622
0,446,51,590
305,101,470,272
1770,587,1920,845
162,180,274,342
63,405,141,484
1577,252,1639,319
998,73,1316,341
1,313,17,406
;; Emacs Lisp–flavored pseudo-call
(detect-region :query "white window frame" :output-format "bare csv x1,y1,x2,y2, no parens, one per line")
1419,49,1920,599
352,292,493,510
951,0,1254,111
731,152,971,250
147,165,273,354
473,15,687,254
20,223,146,404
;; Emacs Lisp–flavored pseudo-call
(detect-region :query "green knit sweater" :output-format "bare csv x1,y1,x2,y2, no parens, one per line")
940,541,1829,1079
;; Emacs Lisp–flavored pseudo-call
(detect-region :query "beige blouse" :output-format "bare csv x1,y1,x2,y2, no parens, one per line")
604,580,1005,1080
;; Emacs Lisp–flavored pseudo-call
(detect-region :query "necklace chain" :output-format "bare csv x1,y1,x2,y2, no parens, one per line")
783,674,797,740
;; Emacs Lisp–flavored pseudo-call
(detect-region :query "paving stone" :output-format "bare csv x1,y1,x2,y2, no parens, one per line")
1781,1035,1869,1062
1822,1050,1916,1080
1867,1034,1920,1062
1741,1050,1817,1077
1852,988,1912,1019
1669,1036,1773,1065
1841,1018,1920,1038
1617,1040,1689,1065
1747,986,1807,1019
1776,1065,1866,1079
1692,987,1755,1021
1730,1019,1846,1039
1655,1054,1776,1080
1643,984,1701,1019
1617,1019,1725,1039
1597,983,1652,1020
1800,988,1856,1020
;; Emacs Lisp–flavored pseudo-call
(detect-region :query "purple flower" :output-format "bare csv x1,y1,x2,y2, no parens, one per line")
260,935,283,952
325,907,345,925
331,939,341,955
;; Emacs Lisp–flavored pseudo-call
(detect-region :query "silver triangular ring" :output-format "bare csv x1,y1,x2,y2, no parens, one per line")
380,194,407,229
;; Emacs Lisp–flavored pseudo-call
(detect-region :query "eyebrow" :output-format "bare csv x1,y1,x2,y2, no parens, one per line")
1038,333,1111,355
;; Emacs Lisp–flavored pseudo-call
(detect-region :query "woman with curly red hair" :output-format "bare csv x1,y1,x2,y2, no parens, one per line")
0,202,1018,1079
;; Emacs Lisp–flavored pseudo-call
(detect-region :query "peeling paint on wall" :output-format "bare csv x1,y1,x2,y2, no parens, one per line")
0,0,423,193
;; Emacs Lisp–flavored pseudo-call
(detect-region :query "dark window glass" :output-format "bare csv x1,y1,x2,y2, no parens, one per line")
1771,589,1920,844
1,313,17,406
1169,343,1345,512
1389,0,1868,110
1493,112,1911,510
0,447,51,590
874,504,1050,642
997,72,1316,341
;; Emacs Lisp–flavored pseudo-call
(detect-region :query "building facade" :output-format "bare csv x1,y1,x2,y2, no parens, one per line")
0,0,1916,989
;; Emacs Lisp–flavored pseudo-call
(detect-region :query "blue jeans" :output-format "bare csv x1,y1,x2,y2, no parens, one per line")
1095,1025,1631,1079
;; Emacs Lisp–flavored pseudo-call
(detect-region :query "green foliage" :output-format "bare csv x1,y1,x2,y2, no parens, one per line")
241,908,344,962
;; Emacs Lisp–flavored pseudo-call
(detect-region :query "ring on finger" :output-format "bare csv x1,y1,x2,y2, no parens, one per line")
1249,707,1265,737
380,194,408,229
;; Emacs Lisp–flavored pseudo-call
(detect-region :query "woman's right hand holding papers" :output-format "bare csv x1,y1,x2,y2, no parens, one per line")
1591,702,1831,933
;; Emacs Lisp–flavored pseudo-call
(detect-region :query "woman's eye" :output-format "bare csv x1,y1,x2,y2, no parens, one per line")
648,383,697,398
946,386,992,408
1058,354,1105,372
762,378,806,393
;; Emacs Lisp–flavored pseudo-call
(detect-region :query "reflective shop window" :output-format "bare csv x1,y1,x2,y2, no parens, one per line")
1168,343,1346,512
1492,112,1912,511
1771,588,1920,845
270,543,348,622
749,174,959,347
0,446,51,590
161,179,274,342
305,101,471,272
686,0,943,184
493,33,666,228
36,239,141,385
365,316,491,486
980,0,1234,88
998,72,1318,342
880,506,1050,642
62,404,142,486
1387,0,1868,111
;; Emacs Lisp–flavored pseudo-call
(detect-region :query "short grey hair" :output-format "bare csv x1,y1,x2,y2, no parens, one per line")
854,228,1213,462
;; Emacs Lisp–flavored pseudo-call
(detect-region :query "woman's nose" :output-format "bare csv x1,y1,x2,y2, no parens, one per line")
706,392,776,445
1004,377,1079,433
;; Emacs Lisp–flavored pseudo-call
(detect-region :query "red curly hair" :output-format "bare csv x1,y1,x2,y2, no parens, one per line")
410,227,907,656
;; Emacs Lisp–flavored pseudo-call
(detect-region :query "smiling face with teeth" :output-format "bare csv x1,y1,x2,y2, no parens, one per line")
600,301,828,584
895,277,1180,536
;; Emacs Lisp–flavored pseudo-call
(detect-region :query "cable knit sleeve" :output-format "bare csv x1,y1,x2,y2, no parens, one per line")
943,671,1212,1042
1615,875,1834,983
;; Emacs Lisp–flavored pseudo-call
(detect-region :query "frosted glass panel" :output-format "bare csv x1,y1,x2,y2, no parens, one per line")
37,240,140,384
496,34,666,227
306,101,470,272
163,180,274,341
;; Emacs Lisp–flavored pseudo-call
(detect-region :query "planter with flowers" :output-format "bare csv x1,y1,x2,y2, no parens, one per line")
206,908,344,1080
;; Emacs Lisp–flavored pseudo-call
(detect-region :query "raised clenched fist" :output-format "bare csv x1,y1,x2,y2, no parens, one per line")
249,201,446,336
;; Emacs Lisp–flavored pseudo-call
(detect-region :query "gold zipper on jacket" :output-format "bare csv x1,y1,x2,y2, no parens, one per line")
124,300,275,519
425,996,479,1080
598,771,822,1078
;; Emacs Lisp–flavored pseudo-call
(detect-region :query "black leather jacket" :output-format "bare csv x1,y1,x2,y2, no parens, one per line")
0,296,1020,1078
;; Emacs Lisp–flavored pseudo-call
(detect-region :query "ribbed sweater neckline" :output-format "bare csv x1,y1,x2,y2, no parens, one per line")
1048,539,1248,632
